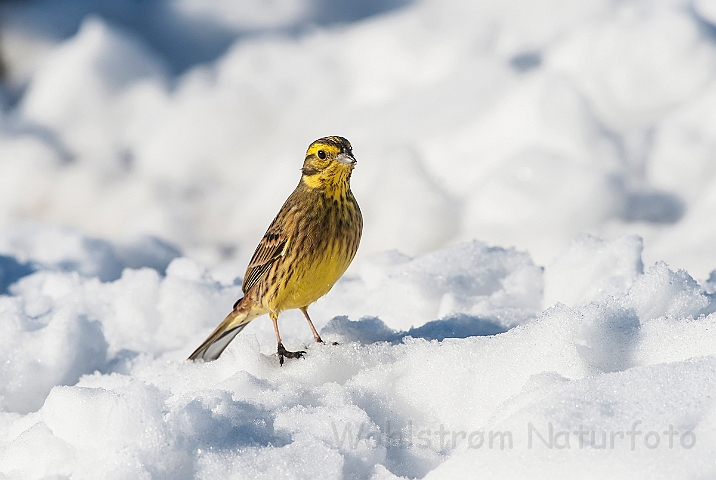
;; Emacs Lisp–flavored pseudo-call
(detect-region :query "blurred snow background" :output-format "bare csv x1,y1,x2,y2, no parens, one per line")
1,0,716,478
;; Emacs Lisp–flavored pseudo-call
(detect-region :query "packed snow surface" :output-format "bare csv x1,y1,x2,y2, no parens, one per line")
1,0,716,479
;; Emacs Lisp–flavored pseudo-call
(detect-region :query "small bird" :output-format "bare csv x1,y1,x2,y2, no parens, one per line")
188,136,362,364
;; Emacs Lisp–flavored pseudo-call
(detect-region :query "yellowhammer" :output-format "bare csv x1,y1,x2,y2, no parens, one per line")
188,136,362,364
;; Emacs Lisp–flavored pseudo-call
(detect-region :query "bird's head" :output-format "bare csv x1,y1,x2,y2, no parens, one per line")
301,136,356,190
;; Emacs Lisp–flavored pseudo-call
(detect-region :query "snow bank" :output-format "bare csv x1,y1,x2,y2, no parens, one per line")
1,230,715,478
0,0,714,275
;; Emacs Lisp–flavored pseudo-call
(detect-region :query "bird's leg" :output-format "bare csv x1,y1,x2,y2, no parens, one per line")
300,307,323,343
271,313,305,366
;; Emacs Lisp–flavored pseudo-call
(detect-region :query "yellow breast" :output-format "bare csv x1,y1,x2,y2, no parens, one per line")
261,175,362,314
269,240,353,312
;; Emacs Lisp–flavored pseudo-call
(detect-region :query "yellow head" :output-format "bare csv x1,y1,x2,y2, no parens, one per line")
301,136,356,190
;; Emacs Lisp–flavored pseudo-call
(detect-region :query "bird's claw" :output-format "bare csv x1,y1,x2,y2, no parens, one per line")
277,343,306,366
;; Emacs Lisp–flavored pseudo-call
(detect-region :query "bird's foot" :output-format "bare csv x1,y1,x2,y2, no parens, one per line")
277,343,306,366
313,336,338,346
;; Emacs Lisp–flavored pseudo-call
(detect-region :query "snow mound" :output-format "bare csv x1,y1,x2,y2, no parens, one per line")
1,232,716,478
0,1,715,276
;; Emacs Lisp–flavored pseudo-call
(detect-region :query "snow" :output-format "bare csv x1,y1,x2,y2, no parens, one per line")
0,0,716,478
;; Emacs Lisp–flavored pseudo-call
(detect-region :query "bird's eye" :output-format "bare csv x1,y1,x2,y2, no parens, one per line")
317,150,326,159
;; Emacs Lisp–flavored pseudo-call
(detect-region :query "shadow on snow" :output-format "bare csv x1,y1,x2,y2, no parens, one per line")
322,313,508,345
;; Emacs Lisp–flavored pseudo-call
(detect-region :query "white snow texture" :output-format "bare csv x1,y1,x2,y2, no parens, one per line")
1,1,716,479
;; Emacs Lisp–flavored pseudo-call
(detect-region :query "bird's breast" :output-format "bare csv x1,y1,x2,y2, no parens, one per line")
268,190,361,311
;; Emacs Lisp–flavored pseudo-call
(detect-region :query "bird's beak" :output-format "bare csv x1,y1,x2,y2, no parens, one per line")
336,152,356,165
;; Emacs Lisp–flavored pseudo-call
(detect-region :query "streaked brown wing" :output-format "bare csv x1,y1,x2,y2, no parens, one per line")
241,226,288,294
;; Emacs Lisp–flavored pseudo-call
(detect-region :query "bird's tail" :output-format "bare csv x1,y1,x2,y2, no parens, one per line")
188,299,263,362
